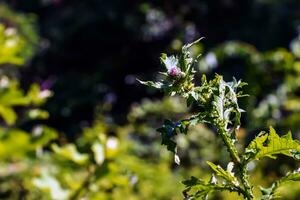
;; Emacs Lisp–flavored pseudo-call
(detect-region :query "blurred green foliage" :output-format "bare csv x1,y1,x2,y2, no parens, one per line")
0,3,38,66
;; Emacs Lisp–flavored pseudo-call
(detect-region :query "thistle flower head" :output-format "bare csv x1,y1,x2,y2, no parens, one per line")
161,54,182,77
168,66,181,77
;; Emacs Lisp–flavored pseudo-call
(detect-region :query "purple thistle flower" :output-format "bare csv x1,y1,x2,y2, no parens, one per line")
162,55,182,78
168,66,180,77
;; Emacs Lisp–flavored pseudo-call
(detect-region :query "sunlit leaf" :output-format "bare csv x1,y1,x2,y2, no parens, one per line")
92,142,105,165
244,127,300,162
52,144,89,165
182,176,238,199
33,172,69,200
260,169,300,200
31,125,58,147
0,105,16,125
206,161,239,186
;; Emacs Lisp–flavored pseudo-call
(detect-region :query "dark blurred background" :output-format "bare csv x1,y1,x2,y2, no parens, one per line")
5,0,300,135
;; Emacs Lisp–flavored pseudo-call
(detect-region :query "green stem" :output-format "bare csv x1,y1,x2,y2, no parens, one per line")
218,128,240,164
240,164,254,200
218,127,254,199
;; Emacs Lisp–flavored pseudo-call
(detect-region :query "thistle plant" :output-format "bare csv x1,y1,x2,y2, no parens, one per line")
139,39,300,200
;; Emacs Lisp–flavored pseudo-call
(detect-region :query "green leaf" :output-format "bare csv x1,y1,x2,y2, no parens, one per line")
0,129,33,159
137,79,165,89
244,127,300,162
182,176,215,199
157,120,189,154
92,142,105,165
0,105,16,125
182,176,238,199
280,169,300,182
260,186,275,200
157,118,201,165
0,82,30,106
206,161,239,186
31,125,58,147
184,37,204,48
52,144,89,165
187,92,197,107
33,171,69,200
27,109,49,120
183,176,203,187
27,84,52,105
260,169,300,200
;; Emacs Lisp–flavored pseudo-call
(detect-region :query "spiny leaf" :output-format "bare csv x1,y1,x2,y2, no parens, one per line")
260,169,300,200
206,161,239,186
278,169,300,183
182,176,216,199
182,176,238,200
183,176,203,187
244,127,300,162
157,119,190,154
157,117,203,164
182,37,205,50
137,79,165,89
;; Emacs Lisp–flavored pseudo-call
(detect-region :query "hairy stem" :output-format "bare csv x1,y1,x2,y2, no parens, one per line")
218,127,240,164
240,164,254,200
218,127,254,199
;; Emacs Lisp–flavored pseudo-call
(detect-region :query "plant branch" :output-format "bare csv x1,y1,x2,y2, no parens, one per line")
217,127,240,164
217,127,254,199
240,164,254,200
